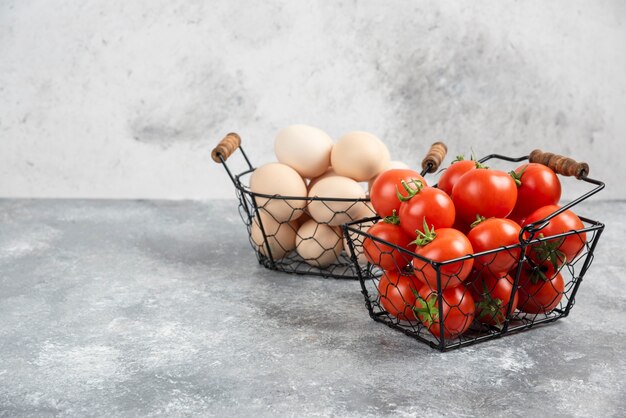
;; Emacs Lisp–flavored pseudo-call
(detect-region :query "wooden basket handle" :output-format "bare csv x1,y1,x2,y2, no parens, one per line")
421,141,447,173
211,133,241,163
529,149,589,178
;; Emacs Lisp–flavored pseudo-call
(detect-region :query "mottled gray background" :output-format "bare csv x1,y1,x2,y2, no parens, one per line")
1,0,625,199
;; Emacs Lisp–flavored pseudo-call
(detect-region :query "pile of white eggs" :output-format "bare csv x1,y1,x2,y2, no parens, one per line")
248,124,408,268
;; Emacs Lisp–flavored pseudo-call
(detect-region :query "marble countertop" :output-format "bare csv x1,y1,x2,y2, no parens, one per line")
1,199,624,417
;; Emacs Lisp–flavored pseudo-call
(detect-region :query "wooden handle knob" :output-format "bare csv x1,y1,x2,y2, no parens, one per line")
211,133,241,163
421,141,448,173
529,149,589,178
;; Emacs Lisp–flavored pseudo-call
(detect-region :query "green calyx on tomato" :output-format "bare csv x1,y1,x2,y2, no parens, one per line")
508,166,527,187
476,282,505,325
453,152,478,163
412,293,439,327
470,214,488,228
530,234,566,271
438,154,472,176
411,219,437,247
528,267,547,285
383,209,400,225
396,179,424,202
474,161,488,169
526,262,557,284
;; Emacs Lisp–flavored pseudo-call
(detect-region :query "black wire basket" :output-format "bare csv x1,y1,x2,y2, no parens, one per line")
343,150,605,351
211,133,446,279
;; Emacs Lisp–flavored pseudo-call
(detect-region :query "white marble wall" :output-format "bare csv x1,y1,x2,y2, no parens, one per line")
1,0,625,200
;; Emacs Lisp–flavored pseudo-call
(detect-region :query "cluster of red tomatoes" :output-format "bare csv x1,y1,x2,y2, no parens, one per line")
364,157,587,339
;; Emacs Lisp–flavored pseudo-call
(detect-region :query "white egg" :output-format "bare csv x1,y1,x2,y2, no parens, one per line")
296,220,343,268
331,131,391,181
249,162,307,222
250,212,298,260
275,125,334,179
307,176,368,226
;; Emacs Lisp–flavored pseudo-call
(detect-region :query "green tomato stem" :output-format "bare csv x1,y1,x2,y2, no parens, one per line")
383,209,401,225
470,214,488,228
411,219,437,247
396,179,424,202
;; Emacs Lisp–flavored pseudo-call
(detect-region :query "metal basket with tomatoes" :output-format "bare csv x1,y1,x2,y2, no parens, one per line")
211,133,447,279
343,149,605,351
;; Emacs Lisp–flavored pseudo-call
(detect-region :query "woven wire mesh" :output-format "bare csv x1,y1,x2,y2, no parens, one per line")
343,152,605,351
346,218,603,351
217,142,437,279
235,172,376,279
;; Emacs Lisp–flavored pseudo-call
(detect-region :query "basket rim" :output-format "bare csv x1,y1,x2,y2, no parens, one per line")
342,151,606,267
343,216,605,266
234,169,373,202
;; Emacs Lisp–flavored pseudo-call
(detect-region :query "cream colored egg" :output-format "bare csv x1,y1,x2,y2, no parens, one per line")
341,200,376,222
331,132,391,181
343,220,374,265
295,210,312,228
342,202,376,264
307,176,367,226
249,162,307,222
296,220,343,268
307,167,338,191
275,125,334,179
376,137,392,168
368,161,411,191
250,212,298,260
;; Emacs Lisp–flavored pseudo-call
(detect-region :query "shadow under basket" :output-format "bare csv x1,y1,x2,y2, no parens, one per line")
212,133,445,279
343,151,605,351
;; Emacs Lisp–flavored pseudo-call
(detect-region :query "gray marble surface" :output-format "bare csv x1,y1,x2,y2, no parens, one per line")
1,199,625,417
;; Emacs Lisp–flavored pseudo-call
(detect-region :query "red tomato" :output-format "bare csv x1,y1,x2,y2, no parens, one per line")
452,218,471,236
398,186,455,237
467,218,521,273
363,220,413,271
517,265,564,314
509,163,561,222
412,227,474,290
466,269,518,326
452,169,518,226
413,285,475,339
370,169,427,218
377,270,422,321
523,205,586,269
508,213,526,227
437,157,477,196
